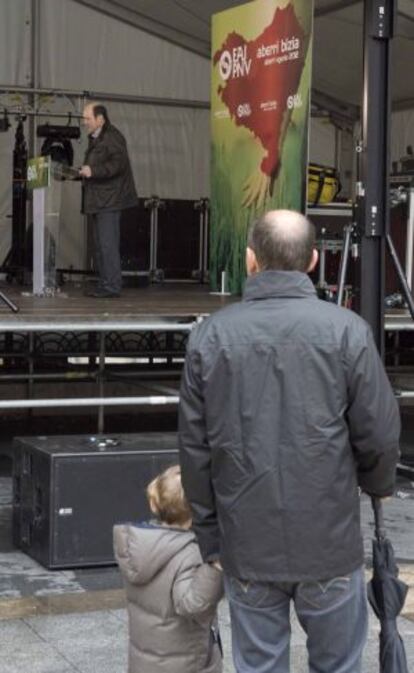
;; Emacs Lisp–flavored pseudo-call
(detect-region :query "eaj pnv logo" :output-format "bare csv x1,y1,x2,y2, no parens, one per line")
219,46,252,81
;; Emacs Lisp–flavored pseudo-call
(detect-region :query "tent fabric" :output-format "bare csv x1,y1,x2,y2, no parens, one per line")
72,0,414,111
0,0,212,267
0,0,414,269
309,118,337,167
0,0,31,88
40,0,210,101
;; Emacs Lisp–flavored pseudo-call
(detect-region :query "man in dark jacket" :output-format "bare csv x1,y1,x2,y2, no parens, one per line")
179,210,400,673
80,103,138,298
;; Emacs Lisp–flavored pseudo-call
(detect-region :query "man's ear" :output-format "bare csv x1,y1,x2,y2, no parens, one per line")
307,248,319,273
246,247,259,276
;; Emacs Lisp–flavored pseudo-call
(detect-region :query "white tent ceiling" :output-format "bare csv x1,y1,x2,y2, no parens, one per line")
74,0,414,116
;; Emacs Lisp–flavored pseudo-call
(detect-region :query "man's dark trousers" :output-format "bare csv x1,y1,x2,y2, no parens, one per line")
91,210,122,294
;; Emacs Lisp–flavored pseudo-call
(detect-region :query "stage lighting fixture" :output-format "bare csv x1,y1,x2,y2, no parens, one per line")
37,123,81,167
40,136,74,166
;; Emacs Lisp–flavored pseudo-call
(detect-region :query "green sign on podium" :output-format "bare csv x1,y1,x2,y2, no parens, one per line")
27,156,51,190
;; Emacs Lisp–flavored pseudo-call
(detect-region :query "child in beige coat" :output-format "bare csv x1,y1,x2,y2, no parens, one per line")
113,464,223,673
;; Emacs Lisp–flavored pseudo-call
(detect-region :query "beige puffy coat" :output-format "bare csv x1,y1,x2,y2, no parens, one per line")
113,523,223,673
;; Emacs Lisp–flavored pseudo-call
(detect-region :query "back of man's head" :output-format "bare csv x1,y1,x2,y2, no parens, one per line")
247,210,315,272
92,104,109,124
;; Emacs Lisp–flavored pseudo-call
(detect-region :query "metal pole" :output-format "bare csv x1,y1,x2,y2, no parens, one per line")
0,369,180,383
28,332,34,405
98,332,105,433
336,225,352,305
318,228,327,287
203,203,210,282
5,110,82,120
0,396,180,410
386,233,414,320
11,119,28,277
0,320,194,332
0,85,209,111
198,208,204,280
395,391,414,399
153,201,159,278
358,0,395,356
405,188,414,290
29,0,40,157
148,200,156,277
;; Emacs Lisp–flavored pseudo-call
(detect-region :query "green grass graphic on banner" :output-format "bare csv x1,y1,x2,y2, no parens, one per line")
211,0,313,294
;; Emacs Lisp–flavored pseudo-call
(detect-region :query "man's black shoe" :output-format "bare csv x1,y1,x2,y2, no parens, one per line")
89,289,120,298
84,287,102,297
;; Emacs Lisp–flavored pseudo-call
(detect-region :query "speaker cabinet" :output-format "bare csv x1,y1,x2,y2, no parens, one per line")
13,433,178,569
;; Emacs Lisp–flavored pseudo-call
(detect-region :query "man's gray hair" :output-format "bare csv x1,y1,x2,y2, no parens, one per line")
247,210,315,272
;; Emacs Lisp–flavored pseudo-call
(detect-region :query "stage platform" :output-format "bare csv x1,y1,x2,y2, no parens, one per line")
0,280,411,465
0,280,412,408
0,280,410,330
0,281,235,330
0,282,236,432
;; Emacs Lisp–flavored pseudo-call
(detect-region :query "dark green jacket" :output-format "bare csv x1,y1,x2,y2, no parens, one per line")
179,271,400,582
82,123,138,214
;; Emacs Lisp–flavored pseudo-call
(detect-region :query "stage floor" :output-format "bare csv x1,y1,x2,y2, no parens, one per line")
0,282,414,331
0,281,410,329
0,282,236,330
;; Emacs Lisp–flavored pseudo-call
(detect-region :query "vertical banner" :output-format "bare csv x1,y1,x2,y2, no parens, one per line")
211,0,313,292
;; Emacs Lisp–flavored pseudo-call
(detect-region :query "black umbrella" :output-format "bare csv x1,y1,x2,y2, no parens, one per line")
367,497,409,673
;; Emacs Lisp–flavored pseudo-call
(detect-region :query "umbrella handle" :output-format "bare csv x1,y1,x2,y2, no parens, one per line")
371,496,386,541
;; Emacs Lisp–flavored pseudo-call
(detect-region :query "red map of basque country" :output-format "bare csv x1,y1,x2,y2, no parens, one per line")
213,3,306,178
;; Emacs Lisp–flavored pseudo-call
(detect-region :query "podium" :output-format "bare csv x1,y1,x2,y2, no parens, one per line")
28,156,73,296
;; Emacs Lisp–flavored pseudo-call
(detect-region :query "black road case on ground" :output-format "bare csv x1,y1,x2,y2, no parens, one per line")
13,433,178,569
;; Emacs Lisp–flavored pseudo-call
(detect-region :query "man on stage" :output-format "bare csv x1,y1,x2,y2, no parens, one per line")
80,103,138,298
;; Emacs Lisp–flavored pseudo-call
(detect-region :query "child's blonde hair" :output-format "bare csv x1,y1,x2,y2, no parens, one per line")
146,464,192,526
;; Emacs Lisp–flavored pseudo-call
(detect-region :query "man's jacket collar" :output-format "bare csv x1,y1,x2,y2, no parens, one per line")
88,122,109,144
243,270,317,301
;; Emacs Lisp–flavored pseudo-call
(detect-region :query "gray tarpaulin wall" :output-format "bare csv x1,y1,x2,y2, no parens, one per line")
0,0,414,269
0,0,211,269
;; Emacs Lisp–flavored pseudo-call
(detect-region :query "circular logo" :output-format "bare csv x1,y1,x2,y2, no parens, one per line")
219,51,233,81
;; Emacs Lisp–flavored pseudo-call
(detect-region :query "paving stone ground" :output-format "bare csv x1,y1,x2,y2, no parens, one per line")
0,477,413,672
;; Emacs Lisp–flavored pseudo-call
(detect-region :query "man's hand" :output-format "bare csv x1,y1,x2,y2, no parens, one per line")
79,165,92,178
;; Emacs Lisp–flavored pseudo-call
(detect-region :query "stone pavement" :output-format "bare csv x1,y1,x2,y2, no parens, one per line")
0,596,413,673
0,478,413,672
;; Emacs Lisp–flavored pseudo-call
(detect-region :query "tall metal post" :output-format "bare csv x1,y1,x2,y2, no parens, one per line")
11,121,28,274
29,0,40,157
357,0,395,356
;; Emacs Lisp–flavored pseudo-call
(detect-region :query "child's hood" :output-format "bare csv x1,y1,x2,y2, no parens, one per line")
113,523,196,585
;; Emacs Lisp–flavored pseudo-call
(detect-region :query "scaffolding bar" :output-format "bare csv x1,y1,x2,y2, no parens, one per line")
0,319,195,332
0,395,179,410
0,84,209,111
